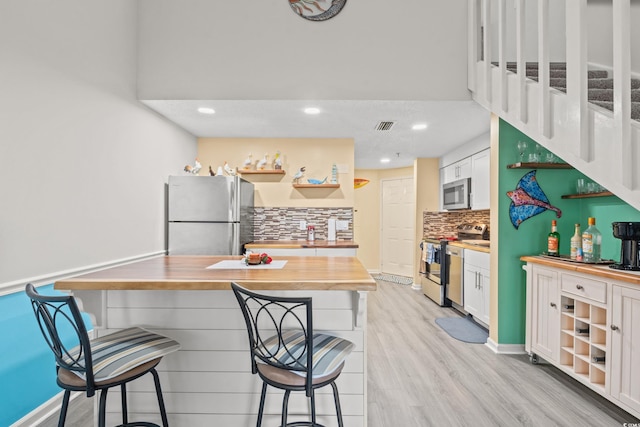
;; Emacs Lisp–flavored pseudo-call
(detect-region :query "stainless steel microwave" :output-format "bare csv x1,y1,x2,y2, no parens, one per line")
442,178,471,210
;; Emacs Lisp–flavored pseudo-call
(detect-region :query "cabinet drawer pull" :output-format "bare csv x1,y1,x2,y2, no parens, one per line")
611,325,619,331
550,302,557,308
576,284,584,290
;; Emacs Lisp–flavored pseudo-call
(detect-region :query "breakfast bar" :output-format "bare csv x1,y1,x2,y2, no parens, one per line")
55,256,376,427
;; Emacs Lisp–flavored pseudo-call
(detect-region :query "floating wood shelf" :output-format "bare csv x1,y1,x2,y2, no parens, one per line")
561,191,614,199
238,169,286,175
507,162,573,169
293,184,340,189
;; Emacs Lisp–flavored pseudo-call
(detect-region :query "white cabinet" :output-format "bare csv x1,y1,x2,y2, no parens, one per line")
441,148,490,210
470,148,490,210
525,265,560,363
442,157,471,184
523,260,640,419
246,247,356,257
610,283,640,415
463,249,490,326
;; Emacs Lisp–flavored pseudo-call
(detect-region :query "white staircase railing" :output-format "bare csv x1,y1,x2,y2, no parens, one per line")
468,0,640,211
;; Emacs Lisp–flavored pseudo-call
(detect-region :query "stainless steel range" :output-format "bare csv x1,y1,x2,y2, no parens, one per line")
420,237,450,306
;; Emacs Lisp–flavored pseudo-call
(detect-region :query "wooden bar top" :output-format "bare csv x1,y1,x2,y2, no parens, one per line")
245,240,359,249
521,255,640,286
55,256,376,291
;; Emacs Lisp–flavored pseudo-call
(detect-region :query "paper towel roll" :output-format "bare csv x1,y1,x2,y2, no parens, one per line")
327,218,337,241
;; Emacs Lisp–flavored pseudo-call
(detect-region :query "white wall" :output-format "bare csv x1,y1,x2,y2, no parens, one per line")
0,0,196,289
137,0,472,101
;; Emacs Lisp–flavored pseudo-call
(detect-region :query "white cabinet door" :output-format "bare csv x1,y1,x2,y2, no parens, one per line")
316,248,357,256
464,263,481,317
246,247,314,256
529,265,560,363
610,284,640,414
463,250,490,325
457,157,471,180
471,148,490,210
442,157,472,184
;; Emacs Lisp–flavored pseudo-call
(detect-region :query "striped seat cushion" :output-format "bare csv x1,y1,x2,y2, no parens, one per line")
259,330,354,378
63,327,180,381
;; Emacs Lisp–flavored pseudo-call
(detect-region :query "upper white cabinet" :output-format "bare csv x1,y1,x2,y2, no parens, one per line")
470,149,490,210
442,157,471,184
441,148,490,210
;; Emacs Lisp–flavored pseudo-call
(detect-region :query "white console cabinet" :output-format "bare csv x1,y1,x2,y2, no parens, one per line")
523,257,640,419
463,249,490,326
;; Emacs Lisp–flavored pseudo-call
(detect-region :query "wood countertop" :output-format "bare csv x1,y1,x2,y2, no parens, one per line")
521,255,640,286
245,240,359,249
55,256,376,291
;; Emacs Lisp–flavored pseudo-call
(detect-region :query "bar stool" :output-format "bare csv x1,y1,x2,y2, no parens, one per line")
231,282,354,427
25,283,181,427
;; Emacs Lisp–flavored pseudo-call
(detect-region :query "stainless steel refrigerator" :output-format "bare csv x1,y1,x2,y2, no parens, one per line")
167,175,254,255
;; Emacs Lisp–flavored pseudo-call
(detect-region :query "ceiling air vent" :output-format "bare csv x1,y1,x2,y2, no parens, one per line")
375,121,395,131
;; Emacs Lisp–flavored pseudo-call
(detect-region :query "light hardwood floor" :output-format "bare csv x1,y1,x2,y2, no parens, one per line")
40,279,639,426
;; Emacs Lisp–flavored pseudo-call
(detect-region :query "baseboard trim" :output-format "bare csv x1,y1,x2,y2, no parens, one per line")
12,391,84,427
485,338,526,355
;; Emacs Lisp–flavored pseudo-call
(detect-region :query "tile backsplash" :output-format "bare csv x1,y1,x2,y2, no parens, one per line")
253,207,354,240
423,209,491,239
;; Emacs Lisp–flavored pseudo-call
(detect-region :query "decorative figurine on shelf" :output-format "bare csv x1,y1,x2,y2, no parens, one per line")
331,164,338,184
223,161,236,176
292,166,306,183
257,153,269,170
209,165,216,176
216,166,224,176
307,177,327,185
274,150,282,170
243,153,253,170
184,158,202,175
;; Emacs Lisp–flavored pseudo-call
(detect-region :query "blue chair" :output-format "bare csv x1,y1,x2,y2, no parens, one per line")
231,282,354,427
25,283,180,427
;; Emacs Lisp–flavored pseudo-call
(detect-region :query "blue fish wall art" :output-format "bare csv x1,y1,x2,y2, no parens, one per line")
507,170,562,229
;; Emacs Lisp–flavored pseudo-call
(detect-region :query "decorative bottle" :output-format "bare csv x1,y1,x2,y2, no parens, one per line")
570,223,582,260
331,164,338,184
547,220,560,256
582,217,602,263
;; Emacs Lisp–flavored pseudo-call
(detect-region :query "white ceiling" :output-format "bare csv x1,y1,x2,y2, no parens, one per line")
142,99,491,170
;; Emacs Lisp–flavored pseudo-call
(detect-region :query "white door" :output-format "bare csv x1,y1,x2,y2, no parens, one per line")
381,177,414,277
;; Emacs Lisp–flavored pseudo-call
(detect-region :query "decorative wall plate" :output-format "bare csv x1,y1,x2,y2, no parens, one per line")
289,0,347,21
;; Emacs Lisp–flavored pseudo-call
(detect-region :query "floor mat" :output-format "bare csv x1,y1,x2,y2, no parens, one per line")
372,274,413,286
435,315,489,344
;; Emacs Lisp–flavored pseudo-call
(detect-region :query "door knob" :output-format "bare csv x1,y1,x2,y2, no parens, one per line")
611,325,619,331
550,302,557,308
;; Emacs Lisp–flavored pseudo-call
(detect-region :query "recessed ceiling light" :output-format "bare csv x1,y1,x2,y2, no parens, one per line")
197,107,215,115
412,123,428,130
304,107,321,115
380,158,391,163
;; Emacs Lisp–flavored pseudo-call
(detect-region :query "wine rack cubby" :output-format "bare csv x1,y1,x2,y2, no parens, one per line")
559,296,607,390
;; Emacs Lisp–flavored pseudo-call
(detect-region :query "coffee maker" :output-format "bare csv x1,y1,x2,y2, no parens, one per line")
610,222,640,271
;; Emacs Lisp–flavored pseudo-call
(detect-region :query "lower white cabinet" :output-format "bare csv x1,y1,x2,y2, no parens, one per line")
526,265,560,363
463,249,490,326
610,283,640,412
524,261,640,418
246,247,356,257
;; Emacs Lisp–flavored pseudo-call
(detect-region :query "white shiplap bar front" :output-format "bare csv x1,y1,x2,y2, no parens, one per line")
56,256,375,427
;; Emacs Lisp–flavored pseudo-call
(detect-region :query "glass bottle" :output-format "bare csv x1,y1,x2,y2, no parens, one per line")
570,223,582,260
582,217,601,263
547,220,560,256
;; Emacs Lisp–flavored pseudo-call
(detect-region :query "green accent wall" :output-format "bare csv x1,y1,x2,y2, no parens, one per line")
497,119,640,344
